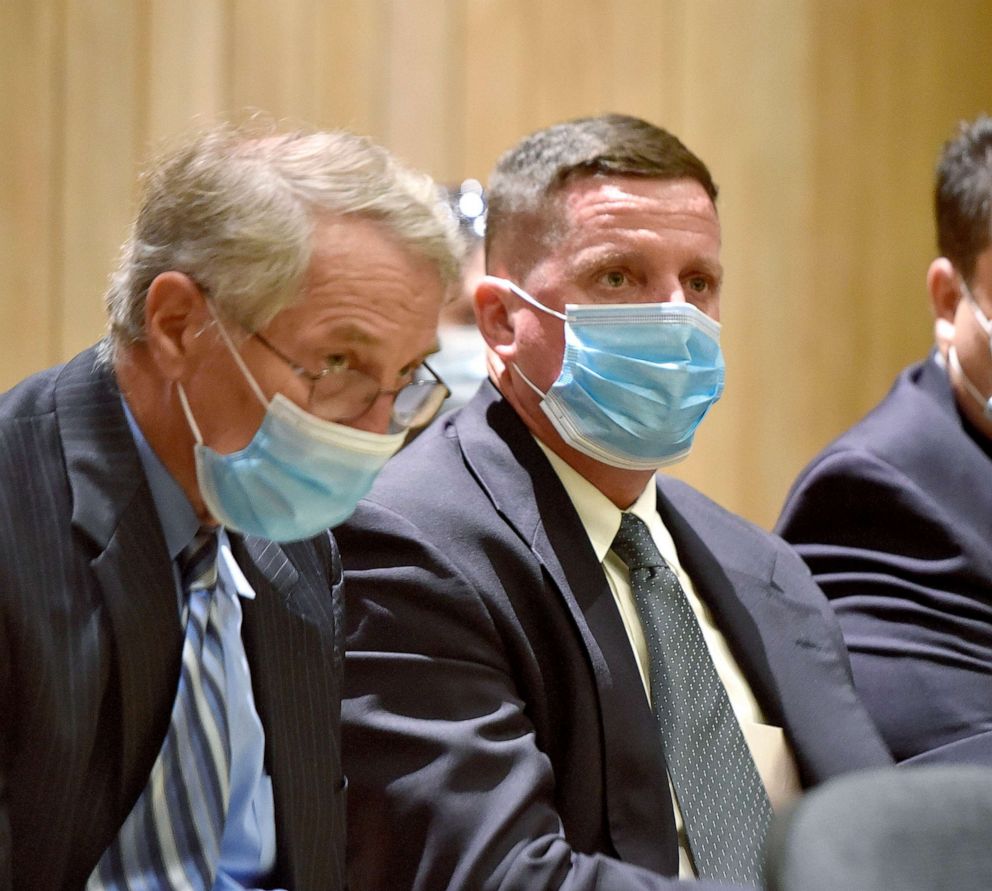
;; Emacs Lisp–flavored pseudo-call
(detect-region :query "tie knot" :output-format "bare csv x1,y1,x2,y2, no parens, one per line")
179,528,219,592
611,512,665,570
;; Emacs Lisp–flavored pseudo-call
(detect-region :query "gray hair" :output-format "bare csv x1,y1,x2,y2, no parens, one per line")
102,120,463,360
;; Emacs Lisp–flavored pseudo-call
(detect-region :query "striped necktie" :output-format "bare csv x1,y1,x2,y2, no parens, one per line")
87,527,230,891
611,512,772,885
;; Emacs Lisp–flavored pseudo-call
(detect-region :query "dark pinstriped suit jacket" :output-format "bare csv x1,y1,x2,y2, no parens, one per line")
0,347,346,890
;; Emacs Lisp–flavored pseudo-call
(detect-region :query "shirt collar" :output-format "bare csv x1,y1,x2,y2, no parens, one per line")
121,396,200,559
534,437,657,561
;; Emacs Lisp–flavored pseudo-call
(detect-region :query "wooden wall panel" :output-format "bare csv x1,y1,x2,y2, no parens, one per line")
666,0,817,524
529,0,614,125
461,0,685,197
462,0,546,180
229,0,323,123
2,0,991,527
311,0,389,139
380,0,463,177
144,0,229,146
790,0,992,527
606,0,684,125
59,0,143,358
0,0,62,384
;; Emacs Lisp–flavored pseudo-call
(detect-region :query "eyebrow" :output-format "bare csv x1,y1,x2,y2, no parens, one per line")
571,245,630,266
569,248,724,282
567,248,635,279
326,323,376,347
694,257,725,282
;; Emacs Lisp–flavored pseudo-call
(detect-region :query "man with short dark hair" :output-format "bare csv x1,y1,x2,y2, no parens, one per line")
0,122,461,890
338,114,890,891
777,116,992,767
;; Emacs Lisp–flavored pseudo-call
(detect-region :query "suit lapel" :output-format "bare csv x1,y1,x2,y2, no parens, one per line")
655,480,784,725
55,350,343,888
456,386,677,874
235,533,344,891
57,349,182,813
658,477,885,783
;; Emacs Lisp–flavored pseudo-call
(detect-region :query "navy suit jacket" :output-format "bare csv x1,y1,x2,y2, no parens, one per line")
0,348,346,890
337,381,891,891
777,355,992,766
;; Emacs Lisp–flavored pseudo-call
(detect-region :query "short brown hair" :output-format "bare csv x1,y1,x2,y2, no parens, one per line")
935,115,992,282
485,113,717,276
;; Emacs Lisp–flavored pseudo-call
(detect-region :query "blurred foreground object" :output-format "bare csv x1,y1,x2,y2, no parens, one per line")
765,765,992,891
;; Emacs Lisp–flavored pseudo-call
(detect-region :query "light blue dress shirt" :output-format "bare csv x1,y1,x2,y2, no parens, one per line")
123,400,280,890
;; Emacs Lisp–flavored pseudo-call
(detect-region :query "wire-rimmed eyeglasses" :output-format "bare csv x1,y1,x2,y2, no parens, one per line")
253,332,450,429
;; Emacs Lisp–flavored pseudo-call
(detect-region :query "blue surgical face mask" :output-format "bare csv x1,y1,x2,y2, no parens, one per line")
494,278,725,470
430,324,489,412
178,322,405,542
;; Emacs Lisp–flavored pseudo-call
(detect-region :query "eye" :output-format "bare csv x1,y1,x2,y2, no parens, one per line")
600,269,629,289
685,276,711,294
322,354,350,374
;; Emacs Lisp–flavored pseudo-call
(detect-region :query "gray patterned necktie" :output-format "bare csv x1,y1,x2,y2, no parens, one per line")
87,527,229,891
611,512,772,885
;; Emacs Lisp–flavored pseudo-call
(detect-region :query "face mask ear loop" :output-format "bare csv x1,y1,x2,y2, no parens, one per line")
485,277,563,401
961,279,992,337
207,304,271,410
948,346,992,419
511,362,551,400
177,383,205,445
485,276,567,321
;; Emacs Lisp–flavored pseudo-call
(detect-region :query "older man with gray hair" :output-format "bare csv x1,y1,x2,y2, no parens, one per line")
0,121,461,891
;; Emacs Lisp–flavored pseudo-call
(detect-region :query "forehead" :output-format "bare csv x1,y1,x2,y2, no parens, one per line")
519,176,722,294
266,214,444,364
555,175,719,244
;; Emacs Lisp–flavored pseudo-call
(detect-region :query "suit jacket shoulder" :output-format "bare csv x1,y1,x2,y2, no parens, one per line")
780,356,992,531
776,355,992,764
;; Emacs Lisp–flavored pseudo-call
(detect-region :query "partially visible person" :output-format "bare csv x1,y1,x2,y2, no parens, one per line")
338,113,891,891
777,115,992,766
0,121,460,889
430,180,489,413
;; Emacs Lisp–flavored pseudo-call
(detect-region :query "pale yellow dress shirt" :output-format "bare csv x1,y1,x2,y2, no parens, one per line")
537,441,801,879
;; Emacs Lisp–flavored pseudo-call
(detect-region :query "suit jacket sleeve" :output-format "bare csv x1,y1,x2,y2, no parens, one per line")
776,446,992,763
338,499,748,891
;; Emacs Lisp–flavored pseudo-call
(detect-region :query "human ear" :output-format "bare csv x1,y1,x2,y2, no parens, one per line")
144,272,211,380
474,276,519,360
927,258,960,357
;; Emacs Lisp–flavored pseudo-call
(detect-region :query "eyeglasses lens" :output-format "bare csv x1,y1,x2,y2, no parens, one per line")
311,368,448,427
